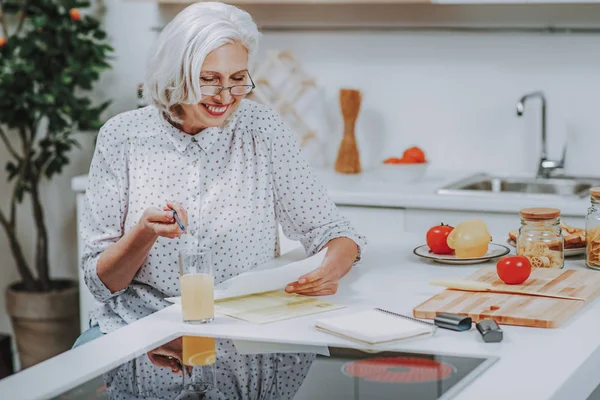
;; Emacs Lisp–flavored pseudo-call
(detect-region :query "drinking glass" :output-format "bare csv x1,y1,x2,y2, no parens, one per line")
179,247,214,324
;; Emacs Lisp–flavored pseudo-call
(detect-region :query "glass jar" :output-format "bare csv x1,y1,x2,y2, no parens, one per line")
517,207,564,269
585,187,600,270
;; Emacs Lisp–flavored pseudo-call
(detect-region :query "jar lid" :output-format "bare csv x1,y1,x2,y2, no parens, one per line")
590,187,600,200
520,207,561,220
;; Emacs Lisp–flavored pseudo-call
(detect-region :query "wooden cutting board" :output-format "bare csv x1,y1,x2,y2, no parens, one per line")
413,267,600,328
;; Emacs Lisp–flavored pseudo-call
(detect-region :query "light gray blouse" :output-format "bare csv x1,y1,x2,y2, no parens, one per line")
104,338,315,399
80,99,367,333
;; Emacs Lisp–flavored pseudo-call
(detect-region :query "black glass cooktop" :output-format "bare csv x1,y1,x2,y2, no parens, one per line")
52,336,497,400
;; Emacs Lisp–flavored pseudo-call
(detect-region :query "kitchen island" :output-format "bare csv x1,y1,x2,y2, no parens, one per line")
1,231,600,400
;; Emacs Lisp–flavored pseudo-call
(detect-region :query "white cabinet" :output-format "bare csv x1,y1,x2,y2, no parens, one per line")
74,190,102,333
337,205,405,240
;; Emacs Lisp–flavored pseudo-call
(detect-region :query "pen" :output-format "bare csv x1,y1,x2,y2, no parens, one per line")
172,210,185,231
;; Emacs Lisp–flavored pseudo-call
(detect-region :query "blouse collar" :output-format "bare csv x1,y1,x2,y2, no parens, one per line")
158,106,241,154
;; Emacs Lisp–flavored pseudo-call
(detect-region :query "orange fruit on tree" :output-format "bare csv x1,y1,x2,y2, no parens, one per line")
0,36,6,47
69,8,81,21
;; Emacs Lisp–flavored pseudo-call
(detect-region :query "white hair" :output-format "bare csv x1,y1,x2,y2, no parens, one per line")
144,2,260,123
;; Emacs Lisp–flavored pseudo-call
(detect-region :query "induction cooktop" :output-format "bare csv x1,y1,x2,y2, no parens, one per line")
52,336,497,400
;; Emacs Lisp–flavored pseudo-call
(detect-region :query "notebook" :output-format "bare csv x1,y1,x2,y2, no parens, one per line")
315,308,437,345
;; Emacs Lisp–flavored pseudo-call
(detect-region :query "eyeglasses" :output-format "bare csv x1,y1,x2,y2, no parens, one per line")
199,72,256,97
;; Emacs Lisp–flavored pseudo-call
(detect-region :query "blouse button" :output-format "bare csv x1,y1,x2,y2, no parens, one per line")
189,229,196,235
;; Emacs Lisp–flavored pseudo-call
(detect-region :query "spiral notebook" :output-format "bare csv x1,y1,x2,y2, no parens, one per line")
315,308,437,345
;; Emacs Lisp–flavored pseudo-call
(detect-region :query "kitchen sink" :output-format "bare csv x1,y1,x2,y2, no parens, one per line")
438,174,600,199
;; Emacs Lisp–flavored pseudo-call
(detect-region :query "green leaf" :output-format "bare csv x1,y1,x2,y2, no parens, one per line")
5,161,20,182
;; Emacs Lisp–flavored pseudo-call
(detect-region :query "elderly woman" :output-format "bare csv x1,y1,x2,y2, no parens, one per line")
75,1,366,350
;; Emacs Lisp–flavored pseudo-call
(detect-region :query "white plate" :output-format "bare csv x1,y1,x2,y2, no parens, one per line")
413,243,511,265
506,239,586,257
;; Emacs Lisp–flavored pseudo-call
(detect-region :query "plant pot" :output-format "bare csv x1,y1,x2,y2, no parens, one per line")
6,280,80,369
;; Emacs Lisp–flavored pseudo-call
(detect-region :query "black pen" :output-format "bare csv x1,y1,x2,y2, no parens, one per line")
172,210,185,231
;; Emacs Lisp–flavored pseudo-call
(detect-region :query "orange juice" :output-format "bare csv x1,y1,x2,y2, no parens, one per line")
183,336,216,366
180,273,214,323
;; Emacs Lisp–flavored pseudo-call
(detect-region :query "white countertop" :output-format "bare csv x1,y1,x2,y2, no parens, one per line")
314,169,592,217
2,232,600,400
70,168,592,217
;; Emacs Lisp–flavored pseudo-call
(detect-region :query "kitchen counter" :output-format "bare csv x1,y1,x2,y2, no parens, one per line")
314,169,592,217
70,168,592,217
3,231,600,400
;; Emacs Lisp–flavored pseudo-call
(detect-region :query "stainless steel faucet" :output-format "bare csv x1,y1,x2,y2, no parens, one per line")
516,91,566,179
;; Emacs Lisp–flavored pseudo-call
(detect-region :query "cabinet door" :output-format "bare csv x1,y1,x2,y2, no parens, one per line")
75,193,103,333
338,205,405,240
278,205,405,254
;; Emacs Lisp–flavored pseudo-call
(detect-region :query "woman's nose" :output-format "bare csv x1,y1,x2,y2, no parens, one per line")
215,89,232,104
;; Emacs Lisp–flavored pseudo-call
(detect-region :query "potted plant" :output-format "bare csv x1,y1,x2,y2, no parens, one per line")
0,0,112,368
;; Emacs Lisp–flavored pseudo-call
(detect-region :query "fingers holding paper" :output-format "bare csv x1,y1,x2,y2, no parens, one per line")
286,238,358,296
286,266,334,295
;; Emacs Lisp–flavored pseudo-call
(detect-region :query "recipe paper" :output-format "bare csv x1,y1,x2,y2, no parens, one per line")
165,247,345,323
213,247,327,300
215,290,344,324
166,247,326,302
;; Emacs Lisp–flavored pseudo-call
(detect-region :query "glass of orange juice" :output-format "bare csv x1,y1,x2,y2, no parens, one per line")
180,336,217,397
179,247,214,324
183,336,216,367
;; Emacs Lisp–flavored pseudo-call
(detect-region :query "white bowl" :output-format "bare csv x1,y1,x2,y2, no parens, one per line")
377,162,428,183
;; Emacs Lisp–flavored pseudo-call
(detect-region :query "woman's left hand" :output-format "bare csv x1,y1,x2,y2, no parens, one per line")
285,238,358,296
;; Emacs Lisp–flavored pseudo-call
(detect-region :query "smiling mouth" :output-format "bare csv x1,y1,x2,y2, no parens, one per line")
202,103,229,116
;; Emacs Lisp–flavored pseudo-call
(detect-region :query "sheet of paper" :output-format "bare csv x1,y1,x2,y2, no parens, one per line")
232,339,330,356
166,247,326,303
215,290,345,324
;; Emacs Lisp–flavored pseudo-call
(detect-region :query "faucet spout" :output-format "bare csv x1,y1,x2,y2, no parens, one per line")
516,91,553,178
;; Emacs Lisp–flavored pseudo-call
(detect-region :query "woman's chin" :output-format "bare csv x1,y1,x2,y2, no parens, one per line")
202,114,228,126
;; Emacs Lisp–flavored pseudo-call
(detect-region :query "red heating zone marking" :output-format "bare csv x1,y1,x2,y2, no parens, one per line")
344,357,454,383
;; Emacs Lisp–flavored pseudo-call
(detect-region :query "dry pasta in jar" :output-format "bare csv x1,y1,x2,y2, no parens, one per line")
517,207,564,269
586,188,600,270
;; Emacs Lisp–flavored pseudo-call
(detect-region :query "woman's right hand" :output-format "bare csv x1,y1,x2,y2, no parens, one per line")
139,201,188,239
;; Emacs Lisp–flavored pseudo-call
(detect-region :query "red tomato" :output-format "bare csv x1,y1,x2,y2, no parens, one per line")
496,255,532,285
383,157,402,164
403,147,426,163
426,224,454,254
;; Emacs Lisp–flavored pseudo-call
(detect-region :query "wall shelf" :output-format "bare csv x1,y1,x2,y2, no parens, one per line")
156,2,600,31
158,0,431,4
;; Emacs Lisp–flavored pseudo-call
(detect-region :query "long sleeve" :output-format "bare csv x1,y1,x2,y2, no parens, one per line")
263,112,367,260
80,123,129,302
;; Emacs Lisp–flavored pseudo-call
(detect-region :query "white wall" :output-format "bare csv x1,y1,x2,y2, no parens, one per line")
260,31,600,177
1,0,600,336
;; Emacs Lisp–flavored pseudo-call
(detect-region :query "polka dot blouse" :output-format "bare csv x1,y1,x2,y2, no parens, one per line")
104,338,315,399
80,99,367,333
